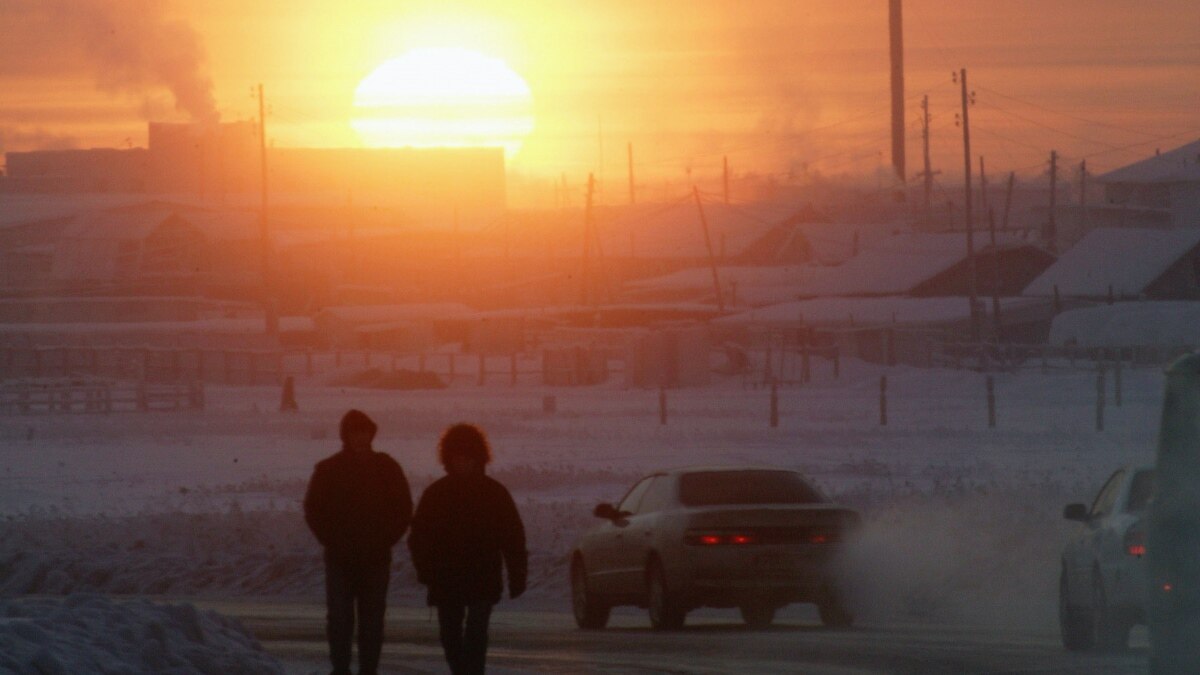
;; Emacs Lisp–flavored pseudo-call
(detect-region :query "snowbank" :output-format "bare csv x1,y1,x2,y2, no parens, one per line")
1049,301,1200,348
0,594,282,674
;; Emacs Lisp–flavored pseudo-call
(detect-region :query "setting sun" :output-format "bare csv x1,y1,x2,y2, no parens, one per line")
351,47,534,158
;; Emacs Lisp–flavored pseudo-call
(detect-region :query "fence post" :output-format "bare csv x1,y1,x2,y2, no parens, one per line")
659,388,668,425
986,376,996,429
1096,362,1106,432
800,341,811,384
1114,357,1123,407
770,382,779,428
885,329,897,367
136,381,149,412
879,375,888,426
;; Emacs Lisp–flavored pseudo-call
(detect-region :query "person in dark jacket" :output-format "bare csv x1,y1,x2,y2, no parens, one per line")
408,423,527,675
304,409,412,675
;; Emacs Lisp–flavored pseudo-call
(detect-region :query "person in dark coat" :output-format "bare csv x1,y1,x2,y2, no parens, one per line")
304,409,412,675
408,423,527,675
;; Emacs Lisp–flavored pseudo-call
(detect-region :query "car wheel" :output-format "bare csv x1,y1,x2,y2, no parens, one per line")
817,585,854,628
1091,574,1129,652
571,558,610,630
646,559,685,630
739,603,776,628
1059,568,1094,651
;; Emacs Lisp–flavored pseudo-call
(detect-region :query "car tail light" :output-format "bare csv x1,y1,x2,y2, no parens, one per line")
1124,530,1147,557
686,532,756,546
810,533,829,544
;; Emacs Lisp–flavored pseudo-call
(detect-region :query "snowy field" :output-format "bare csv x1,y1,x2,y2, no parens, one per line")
0,357,1167,670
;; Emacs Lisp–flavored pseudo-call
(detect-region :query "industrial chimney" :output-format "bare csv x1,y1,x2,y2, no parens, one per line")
889,0,906,192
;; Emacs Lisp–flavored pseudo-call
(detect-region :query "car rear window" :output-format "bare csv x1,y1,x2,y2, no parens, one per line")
678,471,824,506
1127,470,1155,512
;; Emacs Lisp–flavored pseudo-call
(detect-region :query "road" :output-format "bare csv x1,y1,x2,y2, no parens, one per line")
200,601,1150,674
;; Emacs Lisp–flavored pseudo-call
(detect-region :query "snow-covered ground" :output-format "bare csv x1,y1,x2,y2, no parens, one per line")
0,594,282,674
0,358,1167,637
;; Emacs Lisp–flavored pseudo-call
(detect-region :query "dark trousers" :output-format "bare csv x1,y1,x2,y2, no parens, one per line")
436,602,494,675
325,553,390,675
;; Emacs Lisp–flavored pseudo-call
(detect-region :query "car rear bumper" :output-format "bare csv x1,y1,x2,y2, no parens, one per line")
677,545,839,606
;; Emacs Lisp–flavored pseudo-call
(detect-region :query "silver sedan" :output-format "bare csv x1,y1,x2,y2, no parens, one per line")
569,466,861,630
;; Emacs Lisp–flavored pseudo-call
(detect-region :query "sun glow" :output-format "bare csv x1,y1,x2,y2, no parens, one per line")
352,47,534,158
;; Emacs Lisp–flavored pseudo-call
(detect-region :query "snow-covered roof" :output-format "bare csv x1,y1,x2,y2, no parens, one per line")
715,296,1043,328
1049,301,1200,348
314,303,476,324
60,201,256,241
1023,227,1200,298
0,317,314,335
1098,139,1200,184
795,232,1026,298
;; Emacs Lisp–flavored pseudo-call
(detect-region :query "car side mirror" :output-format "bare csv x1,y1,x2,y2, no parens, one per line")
594,503,619,520
1063,503,1089,522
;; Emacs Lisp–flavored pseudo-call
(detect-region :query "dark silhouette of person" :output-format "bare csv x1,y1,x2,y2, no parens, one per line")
408,423,527,675
304,409,412,675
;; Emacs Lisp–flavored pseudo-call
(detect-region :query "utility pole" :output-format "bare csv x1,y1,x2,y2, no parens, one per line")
959,68,979,341
1046,150,1058,253
692,186,725,312
920,94,933,223
257,83,277,335
581,173,595,306
1079,159,1088,234
627,142,635,205
988,208,1002,341
979,156,988,216
723,155,731,204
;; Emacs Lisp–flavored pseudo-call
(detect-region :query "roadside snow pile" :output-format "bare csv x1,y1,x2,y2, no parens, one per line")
0,594,283,674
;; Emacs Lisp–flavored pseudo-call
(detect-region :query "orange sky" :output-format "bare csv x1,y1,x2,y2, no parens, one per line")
2,0,1198,190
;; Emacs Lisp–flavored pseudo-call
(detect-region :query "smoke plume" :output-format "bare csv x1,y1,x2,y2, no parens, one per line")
0,0,219,123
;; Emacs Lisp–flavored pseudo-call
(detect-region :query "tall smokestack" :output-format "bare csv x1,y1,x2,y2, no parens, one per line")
889,0,906,189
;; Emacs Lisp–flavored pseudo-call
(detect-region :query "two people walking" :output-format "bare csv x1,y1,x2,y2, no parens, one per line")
304,411,527,675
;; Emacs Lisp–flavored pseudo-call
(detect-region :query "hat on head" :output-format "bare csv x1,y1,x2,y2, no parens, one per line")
340,409,378,443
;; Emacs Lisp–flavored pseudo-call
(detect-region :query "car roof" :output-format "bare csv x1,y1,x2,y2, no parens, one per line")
656,465,807,477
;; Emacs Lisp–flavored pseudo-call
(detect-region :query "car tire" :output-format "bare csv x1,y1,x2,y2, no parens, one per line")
739,603,776,628
647,559,685,631
571,558,610,630
818,585,854,628
1059,568,1094,651
1091,574,1130,652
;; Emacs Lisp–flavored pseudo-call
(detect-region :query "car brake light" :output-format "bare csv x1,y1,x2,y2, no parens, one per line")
1124,529,1147,557
686,532,757,546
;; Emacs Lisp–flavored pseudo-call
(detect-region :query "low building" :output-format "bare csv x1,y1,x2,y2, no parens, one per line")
1023,227,1200,301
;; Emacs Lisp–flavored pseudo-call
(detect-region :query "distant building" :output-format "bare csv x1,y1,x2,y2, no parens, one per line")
1043,139,1200,250
1023,227,1200,301
2,122,507,222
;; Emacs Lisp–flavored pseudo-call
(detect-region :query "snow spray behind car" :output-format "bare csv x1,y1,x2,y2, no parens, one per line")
1147,353,1200,674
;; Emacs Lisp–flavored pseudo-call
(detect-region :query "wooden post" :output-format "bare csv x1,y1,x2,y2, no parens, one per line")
986,375,996,429
770,382,779,428
1096,362,1106,432
800,334,811,384
886,329,897,367
1114,357,1123,407
879,376,888,426
659,388,668,425
136,381,149,412
692,186,725,312
478,353,486,386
